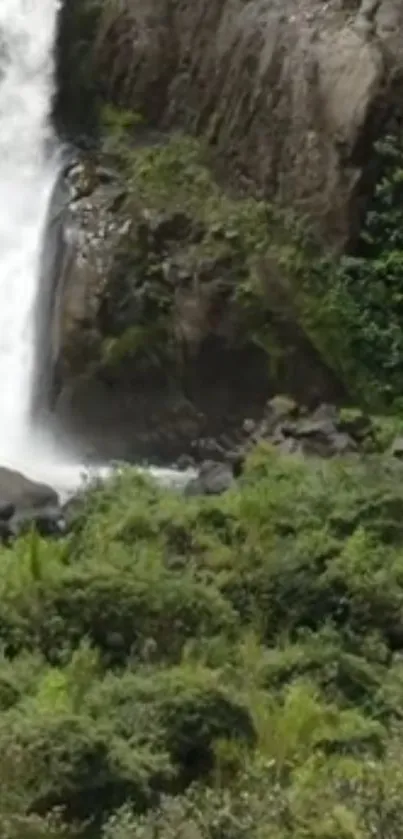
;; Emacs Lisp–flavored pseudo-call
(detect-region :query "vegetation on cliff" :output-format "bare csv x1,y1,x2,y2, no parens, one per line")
298,135,403,410
3,447,403,837
97,123,290,376
56,0,403,416
78,115,403,418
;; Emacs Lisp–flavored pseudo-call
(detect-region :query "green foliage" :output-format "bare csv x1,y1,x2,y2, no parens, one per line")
101,321,174,370
3,450,403,834
297,134,403,407
116,134,276,263
96,126,403,406
94,129,297,375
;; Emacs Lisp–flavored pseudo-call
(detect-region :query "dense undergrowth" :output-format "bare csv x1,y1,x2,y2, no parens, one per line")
4,447,403,837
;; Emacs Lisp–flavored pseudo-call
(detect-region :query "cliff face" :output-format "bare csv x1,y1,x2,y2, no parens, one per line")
53,0,403,462
58,0,403,246
55,143,345,462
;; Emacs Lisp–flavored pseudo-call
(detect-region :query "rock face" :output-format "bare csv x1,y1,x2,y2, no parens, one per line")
52,152,345,462
31,164,74,421
52,0,403,461
57,0,403,248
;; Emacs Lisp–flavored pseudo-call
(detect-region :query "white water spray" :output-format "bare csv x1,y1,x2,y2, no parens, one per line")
0,0,191,498
0,0,60,462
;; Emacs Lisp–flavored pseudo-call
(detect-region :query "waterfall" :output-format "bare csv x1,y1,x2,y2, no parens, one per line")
0,0,61,462
0,0,191,497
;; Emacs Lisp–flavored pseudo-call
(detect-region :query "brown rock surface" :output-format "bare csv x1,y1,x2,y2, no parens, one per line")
53,158,344,462
83,0,403,246
53,0,403,460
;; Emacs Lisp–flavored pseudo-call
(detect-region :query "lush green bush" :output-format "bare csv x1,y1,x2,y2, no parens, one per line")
4,450,403,834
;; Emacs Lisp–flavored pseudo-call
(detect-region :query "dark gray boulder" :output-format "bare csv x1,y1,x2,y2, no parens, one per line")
9,506,67,540
0,468,63,543
0,502,15,521
0,467,58,510
185,460,234,497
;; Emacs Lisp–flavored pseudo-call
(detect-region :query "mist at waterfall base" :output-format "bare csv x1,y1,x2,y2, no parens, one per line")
0,0,188,500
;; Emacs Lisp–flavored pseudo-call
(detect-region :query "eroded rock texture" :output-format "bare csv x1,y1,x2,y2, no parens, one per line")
57,0,403,245
52,0,403,461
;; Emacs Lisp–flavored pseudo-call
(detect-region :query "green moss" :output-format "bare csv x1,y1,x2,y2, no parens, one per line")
101,321,174,371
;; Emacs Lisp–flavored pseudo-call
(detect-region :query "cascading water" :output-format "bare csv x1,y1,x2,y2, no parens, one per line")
0,0,61,462
0,0,190,497
0,0,115,496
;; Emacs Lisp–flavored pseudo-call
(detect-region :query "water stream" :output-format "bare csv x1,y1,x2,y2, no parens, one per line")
0,0,60,458
0,0,189,498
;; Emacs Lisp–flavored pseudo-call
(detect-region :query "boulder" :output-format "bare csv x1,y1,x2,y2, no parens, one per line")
0,468,65,544
0,467,58,511
185,460,235,496
9,506,67,540
0,502,15,521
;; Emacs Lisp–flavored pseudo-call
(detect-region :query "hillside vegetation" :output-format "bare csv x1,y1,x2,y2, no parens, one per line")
40,3,403,835
3,448,403,837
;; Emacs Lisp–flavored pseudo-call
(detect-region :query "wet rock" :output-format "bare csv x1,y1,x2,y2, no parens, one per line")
9,505,67,540
294,417,339,440
185,460,235,496
0,469,66,544
0,502,15,521
176,453,196,471
0,467,58,511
